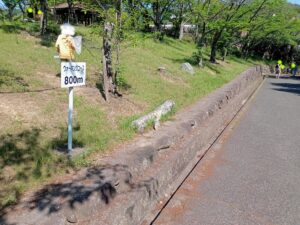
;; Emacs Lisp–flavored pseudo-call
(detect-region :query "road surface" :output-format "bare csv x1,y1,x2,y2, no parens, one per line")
151,77,300,225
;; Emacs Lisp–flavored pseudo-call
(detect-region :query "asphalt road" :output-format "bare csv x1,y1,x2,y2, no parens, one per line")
151,77,300,225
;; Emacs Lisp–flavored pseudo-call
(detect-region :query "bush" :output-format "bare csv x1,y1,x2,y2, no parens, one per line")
46,21,60,35
153,31,165,41
25,22,39,33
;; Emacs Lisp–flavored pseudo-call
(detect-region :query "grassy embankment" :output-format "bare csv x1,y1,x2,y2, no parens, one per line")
0,21,257,209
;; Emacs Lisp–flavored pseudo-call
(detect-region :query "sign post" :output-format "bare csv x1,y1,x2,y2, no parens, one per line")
61,62,86,151
68,87,74,151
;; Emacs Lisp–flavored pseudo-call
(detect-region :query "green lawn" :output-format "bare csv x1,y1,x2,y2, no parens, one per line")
0,21,257,209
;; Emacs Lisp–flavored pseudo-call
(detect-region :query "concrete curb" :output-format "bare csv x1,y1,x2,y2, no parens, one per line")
1,65,267,225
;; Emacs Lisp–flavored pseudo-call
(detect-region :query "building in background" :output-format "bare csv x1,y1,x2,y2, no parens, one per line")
51,3,99,25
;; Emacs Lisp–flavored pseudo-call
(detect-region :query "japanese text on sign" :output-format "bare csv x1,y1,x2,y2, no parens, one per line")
61,62,86,88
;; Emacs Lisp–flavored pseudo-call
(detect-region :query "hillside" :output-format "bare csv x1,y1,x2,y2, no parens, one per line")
0,23,256,209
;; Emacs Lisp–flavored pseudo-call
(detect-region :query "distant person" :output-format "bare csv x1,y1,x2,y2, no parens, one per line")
291,62,297,77
275,63,281,79
55,24,76,61
27,7,33,19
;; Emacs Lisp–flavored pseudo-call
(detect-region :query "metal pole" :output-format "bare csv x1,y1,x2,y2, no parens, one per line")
68,86,73,151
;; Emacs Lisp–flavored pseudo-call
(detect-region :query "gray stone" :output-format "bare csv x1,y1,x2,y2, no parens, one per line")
181,63,194,75
158,67,166,73
66,213,77,223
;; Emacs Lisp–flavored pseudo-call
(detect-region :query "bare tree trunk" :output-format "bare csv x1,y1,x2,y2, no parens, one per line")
53,0,57,21
179,21,184,40
18,2,25,19
127,0,137,29
114,0,122,95
210,30,223,63
197,22,206,47
8,5,16,21
196,22,206,67
67,0,73,23
153,1,162,32
8,8,13,20
102,48,109,101
102,22,115,100
116,0,122,64
40,0,48,35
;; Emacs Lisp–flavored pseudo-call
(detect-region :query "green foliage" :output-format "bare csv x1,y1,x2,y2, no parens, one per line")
2,0,19,9
192,46,204,65
116,73,130,90
1,0,300,61
26,21,39,33
153,31,165,41
238,0,300,61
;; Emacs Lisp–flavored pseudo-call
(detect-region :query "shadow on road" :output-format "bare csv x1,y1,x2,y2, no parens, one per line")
271,82,300,95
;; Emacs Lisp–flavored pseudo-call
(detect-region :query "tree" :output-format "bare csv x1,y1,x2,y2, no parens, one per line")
239,0,300,61
208,0,251,63
171,0,193,39
40,0,48,35
66,0,73,22
2,0,20,20
85,0,123,101
192,0,225,65
125,0,144,30
137,0,177,34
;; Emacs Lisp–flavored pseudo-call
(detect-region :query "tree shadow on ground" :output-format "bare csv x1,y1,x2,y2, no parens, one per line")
0,69,29,92
205,62,221,74
0,131,159,223
229,56,248,64
96,78,131,101
0,126,85,211
19,165,157,215
49,125,84,154
271,82,300,95
0,22,58,48
0,128,47,210
159,38,187,52
165,56,221,74
40,35,55,47
0,24,23,34
0,128,42,171
27,166,121,214
164,56,197,66
0,217,16,225
96,81,108,101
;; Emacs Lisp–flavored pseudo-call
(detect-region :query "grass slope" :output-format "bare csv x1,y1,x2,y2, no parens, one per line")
0,22,256,209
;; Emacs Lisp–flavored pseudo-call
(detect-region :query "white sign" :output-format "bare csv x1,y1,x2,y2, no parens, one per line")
73,36,82,55
61,62,86,88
